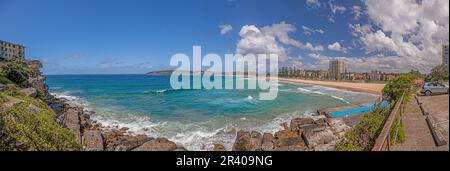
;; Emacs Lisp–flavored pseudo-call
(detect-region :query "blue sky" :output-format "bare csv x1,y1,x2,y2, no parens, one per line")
1,0,448,74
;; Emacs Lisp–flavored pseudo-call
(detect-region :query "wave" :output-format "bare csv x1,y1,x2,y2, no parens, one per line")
297,87,351,104
50,92,89,107
331,95,351,104
297,87,325,95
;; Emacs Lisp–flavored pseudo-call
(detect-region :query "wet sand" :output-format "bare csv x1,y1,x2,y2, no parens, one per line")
277,78,385,95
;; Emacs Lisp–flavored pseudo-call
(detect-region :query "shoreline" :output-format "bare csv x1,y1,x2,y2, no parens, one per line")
277,77,385,95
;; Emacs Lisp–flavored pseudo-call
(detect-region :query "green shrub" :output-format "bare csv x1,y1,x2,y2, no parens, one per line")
335,107,391,151
0,76,14,85
1,63,31,88
382,73,418,103
0,92,82,151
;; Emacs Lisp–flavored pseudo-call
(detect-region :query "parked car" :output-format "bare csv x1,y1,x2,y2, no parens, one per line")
421,82,449,96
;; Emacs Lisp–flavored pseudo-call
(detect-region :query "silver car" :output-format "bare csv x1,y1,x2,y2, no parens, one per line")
421,82,449,96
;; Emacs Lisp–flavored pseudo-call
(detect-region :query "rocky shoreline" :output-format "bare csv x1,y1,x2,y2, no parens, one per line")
224,117,350,151
47,96,186,151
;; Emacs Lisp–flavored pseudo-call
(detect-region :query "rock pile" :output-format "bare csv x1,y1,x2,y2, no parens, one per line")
230,117,350,151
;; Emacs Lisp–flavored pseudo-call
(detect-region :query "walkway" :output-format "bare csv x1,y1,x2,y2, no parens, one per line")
391,94,449,151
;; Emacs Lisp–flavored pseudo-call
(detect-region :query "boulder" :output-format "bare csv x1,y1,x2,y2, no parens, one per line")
280,122,289,130
314,118,329,125
261,133,274,151
290,118,315,131
28,104,41,113
213,144,227,151
328,118,350,138
302,129,336,148
300,124,327,134
103,130,153,151
250,131,263,151
132,138,178,151
312,141,336,151
20,88,37,98
1,99,24,109
273,130,307,151
82,130,104,151
232,130,252,151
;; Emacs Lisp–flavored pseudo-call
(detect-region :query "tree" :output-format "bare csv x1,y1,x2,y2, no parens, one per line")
382,73,418,103
425,64,449,82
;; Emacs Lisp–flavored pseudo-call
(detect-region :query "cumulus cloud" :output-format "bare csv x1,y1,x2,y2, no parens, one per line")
349,0,450,73
219,24,233,35
327,42,347,52
235,22,324,61
301,25,325,35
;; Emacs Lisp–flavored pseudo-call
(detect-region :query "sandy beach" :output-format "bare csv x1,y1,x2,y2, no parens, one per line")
277,78,385,95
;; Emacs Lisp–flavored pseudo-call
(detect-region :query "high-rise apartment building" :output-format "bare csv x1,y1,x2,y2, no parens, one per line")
329,60,345,80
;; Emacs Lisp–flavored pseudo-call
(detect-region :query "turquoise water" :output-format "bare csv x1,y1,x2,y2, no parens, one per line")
46,74,377,150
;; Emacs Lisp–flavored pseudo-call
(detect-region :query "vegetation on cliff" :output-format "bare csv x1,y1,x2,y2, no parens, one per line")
0,84,82,151
336,73,417,151
0,62,82,151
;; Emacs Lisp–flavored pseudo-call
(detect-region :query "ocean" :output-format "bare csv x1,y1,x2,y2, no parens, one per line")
45,74,377,150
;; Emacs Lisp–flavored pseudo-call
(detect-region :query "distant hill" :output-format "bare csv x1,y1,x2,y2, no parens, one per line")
146,70,175,75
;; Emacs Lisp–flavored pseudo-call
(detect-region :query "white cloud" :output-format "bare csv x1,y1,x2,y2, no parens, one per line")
301,25,325,35
219,24,233,35
327,42,347,52
306,0,321,8
351,5,363,20
349,0,450,73
329,0,346,14
236,22,324,62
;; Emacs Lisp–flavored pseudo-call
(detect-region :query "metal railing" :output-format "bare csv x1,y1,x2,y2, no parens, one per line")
372,92,405,151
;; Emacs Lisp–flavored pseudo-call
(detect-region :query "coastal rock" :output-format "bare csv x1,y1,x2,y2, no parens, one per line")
314,118,329,126
290,118,315,131
280,122,289,130
273,130,307,151
300,124,327,134
28,104,41,113
1,99,24,109
261,133,274,151
103,130,153,151
250,131,263,151
302,129,336,148
132,138,178,151
312,141,336,151
60,107,82,144
328,118,350,139
213,144,227,151
82,130,104,151
232,130,252,151
20,88,37,98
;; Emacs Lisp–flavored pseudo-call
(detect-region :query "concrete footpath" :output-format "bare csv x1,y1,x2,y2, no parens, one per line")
391,94,449,151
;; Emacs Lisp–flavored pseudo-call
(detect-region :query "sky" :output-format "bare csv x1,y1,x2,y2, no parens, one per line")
0,0,448,74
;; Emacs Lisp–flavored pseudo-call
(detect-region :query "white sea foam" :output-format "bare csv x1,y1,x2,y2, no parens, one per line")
331,95,351,104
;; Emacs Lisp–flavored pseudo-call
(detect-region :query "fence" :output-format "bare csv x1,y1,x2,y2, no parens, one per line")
372,92,405,151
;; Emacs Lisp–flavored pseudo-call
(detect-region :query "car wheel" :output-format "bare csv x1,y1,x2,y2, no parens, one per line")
425,90,432,96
